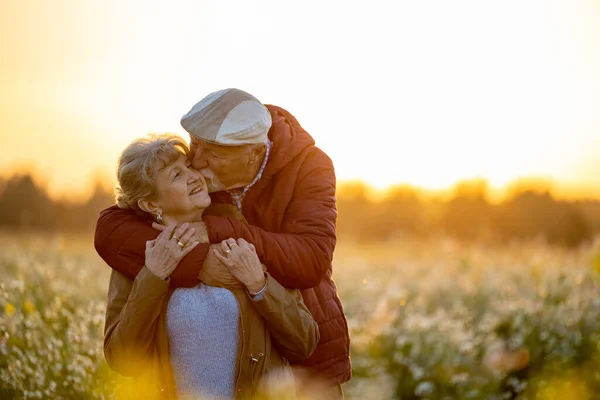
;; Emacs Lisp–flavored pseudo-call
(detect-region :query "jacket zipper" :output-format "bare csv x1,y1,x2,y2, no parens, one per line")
234,295,245,396
249,352,265,388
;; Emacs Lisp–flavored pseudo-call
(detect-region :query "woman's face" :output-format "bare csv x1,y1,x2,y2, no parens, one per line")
153,153,211,220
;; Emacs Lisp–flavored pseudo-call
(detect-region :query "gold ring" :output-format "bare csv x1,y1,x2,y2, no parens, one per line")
224,247,231,254
172,236,180,242
177,241,185,248
227,242,235,250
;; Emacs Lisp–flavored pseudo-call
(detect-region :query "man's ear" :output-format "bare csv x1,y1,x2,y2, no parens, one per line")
248,143,266,165
138,198,159,215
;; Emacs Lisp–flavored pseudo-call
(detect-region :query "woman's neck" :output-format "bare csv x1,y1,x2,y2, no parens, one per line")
161,209,209,243
162,209,205,226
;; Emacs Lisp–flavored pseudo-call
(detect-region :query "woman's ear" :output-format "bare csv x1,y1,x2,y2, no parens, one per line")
138,198,159,215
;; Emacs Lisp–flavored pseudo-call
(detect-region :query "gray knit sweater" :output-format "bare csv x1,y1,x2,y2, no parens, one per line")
166,284,240,399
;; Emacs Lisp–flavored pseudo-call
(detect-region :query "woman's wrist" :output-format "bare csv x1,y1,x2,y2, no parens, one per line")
247,273,268,295
145,264,169,281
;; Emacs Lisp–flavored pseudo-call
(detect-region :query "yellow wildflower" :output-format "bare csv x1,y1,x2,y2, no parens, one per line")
5,302,15,315
24,300,35,314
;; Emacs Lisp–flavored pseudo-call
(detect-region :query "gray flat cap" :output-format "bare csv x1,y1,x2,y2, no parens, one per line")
180,88,272,146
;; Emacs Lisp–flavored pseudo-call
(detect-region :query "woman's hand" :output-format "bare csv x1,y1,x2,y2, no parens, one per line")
212,238,266,292
199,244,246,289
145,223,199,280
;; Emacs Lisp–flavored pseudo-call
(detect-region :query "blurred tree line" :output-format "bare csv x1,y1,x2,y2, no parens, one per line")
0,174,114,232
0,174,599,247
337,179,600,247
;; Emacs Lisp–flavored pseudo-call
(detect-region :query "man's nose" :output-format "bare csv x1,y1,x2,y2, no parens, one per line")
191,149,209,169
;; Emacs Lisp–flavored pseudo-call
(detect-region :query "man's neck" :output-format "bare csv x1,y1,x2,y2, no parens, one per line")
224,153,266,191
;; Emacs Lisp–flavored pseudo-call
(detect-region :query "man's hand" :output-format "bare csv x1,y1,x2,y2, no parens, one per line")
145,223,199,280
153,221,209,243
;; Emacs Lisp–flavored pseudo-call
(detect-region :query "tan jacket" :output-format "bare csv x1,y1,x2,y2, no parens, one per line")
104,265,319,399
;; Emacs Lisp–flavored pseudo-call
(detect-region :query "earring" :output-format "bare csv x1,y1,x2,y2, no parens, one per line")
156,211,163,224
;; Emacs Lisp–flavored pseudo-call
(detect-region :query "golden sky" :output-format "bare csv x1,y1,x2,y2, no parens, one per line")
1,0,599,199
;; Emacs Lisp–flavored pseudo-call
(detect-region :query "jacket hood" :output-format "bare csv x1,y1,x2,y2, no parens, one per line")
263,105,315,178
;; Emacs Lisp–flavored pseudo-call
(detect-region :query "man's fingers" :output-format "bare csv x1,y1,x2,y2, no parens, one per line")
181,241,200,257
173,223,191,241
161,223,177,241
152,222,166,231
179,227,195,246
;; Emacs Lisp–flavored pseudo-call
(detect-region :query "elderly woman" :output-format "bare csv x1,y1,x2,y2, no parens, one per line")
104,134,319,399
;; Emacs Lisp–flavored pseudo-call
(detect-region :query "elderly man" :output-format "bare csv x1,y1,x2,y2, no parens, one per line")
95,88,350,398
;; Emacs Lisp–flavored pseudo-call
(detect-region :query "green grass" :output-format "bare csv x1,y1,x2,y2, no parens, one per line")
2,233,600,399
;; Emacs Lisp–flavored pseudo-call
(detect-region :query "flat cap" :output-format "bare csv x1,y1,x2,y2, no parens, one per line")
180,88,272,146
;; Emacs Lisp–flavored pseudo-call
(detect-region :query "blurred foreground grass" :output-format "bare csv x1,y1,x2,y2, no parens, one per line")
1,232,600,399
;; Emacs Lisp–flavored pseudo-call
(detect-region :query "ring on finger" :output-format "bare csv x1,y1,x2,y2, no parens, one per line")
224,247,231,254
173,235,180,242
177,241,185,248
227,241,235,250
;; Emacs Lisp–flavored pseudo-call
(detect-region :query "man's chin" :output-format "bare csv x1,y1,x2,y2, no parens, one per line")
198,168,226,193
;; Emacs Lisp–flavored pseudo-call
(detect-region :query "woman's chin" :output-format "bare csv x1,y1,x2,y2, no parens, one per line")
194,195,211,209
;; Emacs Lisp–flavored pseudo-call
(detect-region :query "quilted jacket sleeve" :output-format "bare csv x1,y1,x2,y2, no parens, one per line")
94,205,210,288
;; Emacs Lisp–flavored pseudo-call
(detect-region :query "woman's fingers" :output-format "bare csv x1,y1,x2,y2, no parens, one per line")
236,238,256,252
226,238,238,250
220,239,231,254
213,247,232,266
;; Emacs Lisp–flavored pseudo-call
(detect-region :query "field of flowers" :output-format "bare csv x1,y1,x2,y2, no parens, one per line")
2,232,600,399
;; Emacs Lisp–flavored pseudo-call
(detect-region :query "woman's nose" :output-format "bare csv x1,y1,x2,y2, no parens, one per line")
188,168,201,182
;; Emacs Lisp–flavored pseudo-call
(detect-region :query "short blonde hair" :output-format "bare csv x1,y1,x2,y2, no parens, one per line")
115,134,189,213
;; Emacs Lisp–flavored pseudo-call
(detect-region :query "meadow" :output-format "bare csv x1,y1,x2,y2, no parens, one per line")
2,232,600,399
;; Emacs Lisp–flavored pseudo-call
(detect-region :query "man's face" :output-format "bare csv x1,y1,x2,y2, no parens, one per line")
189,137,254,189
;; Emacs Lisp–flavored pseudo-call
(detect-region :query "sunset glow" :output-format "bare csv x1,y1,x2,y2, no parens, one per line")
1,0,599,199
